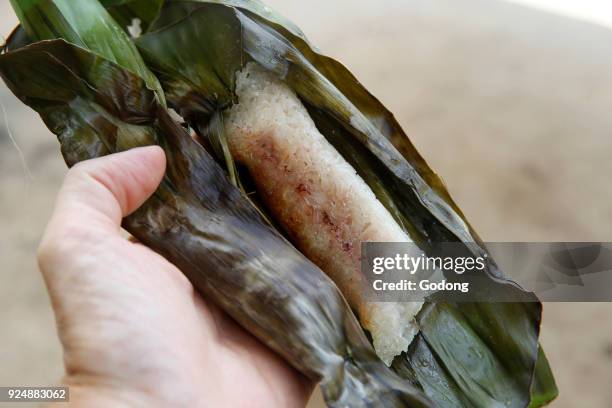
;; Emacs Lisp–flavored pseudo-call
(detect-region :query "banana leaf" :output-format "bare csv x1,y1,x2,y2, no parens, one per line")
131,1,558,407
9,0,164,101
1,3,436,406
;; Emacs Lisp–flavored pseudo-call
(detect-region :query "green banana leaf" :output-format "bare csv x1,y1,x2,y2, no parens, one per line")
529,347,558,408
0,29,435,408
9,0,164,102
131,2,558,407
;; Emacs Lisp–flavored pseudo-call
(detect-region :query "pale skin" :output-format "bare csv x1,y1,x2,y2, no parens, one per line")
37,146,313,407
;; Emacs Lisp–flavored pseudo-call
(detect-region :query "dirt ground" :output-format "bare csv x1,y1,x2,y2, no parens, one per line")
1,0,611,407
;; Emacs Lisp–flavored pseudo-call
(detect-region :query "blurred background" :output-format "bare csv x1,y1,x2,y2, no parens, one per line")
1,0,611,407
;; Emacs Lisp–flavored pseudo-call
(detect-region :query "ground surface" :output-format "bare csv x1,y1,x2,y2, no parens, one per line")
1,0,611,407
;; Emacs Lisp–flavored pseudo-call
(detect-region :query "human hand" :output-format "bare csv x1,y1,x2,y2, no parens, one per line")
37,146,312,407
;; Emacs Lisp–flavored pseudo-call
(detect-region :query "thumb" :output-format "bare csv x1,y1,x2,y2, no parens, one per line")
52,146,166,237
38,146,166,267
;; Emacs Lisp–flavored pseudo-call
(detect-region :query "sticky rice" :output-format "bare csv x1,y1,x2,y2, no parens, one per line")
224,64,423,365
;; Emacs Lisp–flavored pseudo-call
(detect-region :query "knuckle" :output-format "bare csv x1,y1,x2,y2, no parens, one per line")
36,238,54,268
37,225,97,270
36,234,66,271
